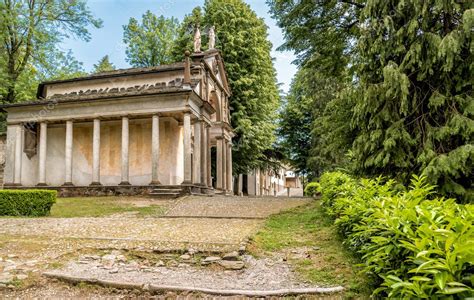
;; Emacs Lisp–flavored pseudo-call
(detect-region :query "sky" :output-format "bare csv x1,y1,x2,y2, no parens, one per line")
60,0,297,92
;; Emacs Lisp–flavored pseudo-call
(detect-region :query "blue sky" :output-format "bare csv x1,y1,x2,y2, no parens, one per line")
60,0,297,92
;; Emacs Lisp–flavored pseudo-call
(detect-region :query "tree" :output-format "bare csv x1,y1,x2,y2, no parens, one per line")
123,11,179,67
270,0,473,201
269,0,359,177
0,0,102,103
202,0,280,174
278,70,313,177
93,55,115,73
352,1,473,201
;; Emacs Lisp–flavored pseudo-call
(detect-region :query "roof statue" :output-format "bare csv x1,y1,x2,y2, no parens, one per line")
193,25,201,52
208,25,216,49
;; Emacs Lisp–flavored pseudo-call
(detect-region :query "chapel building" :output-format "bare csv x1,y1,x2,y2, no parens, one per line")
1,46,234,197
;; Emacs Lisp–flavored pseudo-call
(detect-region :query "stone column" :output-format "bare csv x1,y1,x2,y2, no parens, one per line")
182,112,192,184
216,137,224,190
192,120,201,185
37,122,47,186
206,126,212,187
200,121,207,187
13,125,23,185
64,120,74,186
226,141,233,193
222,139,227,191
91,118,101,186
151,114,161,185
120,116,130,185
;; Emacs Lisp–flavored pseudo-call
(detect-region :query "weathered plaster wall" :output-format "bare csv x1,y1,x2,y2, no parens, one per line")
13,118,184,186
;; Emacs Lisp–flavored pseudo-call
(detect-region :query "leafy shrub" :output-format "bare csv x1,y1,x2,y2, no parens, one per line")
319,172,474,298
0,190,57,216
304,182,320,197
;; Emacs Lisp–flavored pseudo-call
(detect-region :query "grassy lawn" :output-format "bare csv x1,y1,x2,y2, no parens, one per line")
249,200,370,298
49,197,165,218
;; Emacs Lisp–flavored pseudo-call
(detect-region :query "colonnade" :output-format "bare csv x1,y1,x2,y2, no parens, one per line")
9,112,233,192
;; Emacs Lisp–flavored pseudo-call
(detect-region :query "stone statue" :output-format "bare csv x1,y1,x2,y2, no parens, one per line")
193,25,201,52
208,25,216,49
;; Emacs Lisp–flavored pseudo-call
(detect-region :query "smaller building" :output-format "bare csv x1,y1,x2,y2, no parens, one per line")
237,165,301,197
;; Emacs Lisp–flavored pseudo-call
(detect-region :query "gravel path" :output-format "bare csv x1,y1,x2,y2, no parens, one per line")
165,196,310,218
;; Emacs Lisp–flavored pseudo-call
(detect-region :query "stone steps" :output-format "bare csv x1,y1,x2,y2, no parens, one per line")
148,185,185,199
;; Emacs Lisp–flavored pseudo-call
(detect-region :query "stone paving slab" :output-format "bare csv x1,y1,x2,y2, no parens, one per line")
165,196,311,218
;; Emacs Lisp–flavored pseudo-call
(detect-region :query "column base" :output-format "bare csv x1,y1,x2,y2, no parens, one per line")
118,181,131,186
89,182,102,187
62,182,74,187
4,183,22,187
149,181,162,186
36,183,48,187
181,181,193,186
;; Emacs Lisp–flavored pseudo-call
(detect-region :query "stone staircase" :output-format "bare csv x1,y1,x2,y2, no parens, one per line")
148,186,184,198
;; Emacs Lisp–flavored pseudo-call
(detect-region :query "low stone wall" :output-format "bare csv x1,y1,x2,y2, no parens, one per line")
2,184,215,197
2,185,154,197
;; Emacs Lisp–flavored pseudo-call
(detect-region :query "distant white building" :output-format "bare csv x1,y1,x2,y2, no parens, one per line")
236,165,301,196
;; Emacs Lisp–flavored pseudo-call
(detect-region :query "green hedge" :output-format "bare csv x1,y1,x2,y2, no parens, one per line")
0,190,57,216
318,172,474,298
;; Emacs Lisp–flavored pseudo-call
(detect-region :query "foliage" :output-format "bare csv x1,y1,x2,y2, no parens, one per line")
303,182,320,198
123,11,179,67
269,0,473,201
92,55,116,73
0,0,102,103
352,1,473,202
202,0,280,174
0,190,57,216
318,171,474,298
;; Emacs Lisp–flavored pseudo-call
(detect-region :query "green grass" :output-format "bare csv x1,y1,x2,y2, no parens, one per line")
249,201,370,298
49,197,164,218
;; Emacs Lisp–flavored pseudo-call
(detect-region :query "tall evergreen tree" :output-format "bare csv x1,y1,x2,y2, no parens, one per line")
93,55,116,73
123,11,179,67
353,1,473,201
204,0,280,174
0,0,102,103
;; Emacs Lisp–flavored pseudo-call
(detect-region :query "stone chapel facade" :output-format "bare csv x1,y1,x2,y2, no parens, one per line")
1,49,234,197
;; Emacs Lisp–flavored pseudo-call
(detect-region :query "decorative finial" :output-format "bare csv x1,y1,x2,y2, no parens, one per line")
193,25,201,53
208,25,215,49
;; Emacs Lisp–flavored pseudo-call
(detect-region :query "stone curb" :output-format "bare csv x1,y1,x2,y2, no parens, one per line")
43,272,344,296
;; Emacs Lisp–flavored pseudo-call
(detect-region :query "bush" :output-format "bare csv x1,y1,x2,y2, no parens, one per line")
0,190,57,216
304,182,320,197
319,172,474,298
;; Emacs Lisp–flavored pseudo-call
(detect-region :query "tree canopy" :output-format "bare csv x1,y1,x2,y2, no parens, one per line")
269,0,473,202
0,0,102,103
123,11,179,67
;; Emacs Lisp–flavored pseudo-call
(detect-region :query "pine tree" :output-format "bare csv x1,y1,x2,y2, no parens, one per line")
352,1,473,201
93,55,116,73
